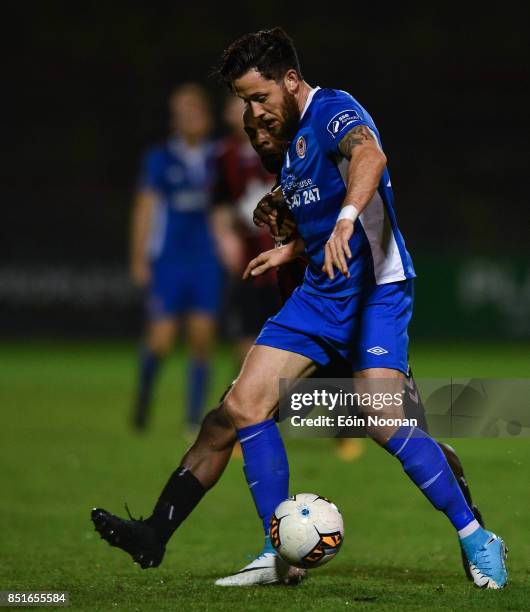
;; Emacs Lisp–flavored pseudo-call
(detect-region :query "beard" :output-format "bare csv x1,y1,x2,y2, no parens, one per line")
273,86,300,143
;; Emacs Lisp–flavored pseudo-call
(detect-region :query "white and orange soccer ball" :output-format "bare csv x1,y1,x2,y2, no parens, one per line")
270,493,344,568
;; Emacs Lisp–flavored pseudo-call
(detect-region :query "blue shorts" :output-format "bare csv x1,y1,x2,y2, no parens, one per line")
255,280,413,374
147,259,223,319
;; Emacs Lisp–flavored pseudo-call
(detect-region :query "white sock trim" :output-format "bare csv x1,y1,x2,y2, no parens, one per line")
458,519,480,539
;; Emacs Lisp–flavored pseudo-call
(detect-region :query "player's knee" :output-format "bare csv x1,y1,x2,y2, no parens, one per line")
150,340,173,358
188,316,216,359
367,424,399,446
147,331,174,357
223,388,272,428
189,344,212,361
223,391,249,426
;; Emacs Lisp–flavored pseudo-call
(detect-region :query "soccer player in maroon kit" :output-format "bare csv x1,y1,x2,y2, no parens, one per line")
212,96,280,363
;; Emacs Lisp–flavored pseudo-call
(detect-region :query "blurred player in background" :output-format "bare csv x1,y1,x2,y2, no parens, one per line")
130,83,222,433
212,95,279,363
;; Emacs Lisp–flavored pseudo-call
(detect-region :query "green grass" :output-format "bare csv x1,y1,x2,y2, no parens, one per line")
0,341,529,610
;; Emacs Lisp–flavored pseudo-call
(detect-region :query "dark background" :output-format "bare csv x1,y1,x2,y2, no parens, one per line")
2,3,529,337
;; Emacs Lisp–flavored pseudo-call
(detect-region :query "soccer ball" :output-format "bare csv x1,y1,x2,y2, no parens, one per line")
269,493,344,568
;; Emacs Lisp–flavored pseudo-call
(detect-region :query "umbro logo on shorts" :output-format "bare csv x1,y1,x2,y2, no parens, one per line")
366,346,388,355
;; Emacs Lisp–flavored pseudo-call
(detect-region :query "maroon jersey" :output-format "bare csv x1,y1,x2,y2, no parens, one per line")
215,136,277,285
215,135,309,300
276,258,307,305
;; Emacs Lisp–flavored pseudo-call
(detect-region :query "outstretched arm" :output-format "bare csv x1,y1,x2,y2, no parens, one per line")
243,236,306,280
322,125,387,279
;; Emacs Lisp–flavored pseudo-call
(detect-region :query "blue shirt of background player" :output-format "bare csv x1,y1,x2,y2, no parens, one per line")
139,138,219,263
280,88,416,297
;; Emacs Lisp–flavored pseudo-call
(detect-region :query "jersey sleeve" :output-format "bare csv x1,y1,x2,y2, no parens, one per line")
313,90,373,156
138,148,164,191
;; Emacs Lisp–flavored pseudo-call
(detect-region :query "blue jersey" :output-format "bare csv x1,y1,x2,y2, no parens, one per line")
139,138,218,262
280,88,415,297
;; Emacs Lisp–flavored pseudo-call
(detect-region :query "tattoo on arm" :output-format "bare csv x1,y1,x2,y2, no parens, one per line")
338,125,380,159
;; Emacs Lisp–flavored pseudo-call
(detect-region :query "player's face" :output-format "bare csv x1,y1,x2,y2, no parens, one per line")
170,91,211,142
233,69,300,142
243,109,285,174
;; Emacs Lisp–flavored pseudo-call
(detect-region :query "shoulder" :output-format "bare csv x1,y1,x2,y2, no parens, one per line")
312,88,360,114
307,89,377,150
142,142,168,165
313,89,367,127
315,88,355,104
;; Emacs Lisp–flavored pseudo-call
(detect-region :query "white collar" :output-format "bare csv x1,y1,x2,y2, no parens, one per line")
300,86,320,119
170,138,207,157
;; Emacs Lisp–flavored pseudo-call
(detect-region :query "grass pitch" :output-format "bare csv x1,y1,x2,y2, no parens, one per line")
0,341,529,610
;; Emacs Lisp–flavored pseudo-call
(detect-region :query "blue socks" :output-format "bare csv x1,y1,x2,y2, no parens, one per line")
385,426,476,532
237,421,481,556
137,350,209,427
262,535,275,554
188,360,209,426
237,419,289,536
138,346,160,407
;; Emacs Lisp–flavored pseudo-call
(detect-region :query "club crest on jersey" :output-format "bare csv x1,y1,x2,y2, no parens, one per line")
296,136,306,158
327,109,362,138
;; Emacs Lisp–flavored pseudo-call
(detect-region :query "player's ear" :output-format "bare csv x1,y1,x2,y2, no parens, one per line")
283,69,299,94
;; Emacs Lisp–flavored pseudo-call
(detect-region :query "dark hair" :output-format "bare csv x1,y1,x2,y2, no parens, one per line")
216,27,302,89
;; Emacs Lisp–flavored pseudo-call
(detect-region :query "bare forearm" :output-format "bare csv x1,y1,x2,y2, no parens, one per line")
287,235,306,257
338,125,387,215
344,147,386,213
130,191,156,262
243,235,306,280
210,204,234,234
210,205,245,274
323,125,387,279
209,205,238,250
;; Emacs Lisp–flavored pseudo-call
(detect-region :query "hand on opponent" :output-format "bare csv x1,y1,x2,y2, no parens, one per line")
253,189,297,241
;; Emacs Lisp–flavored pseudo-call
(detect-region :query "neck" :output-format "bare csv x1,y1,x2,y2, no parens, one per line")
177,134,203,148
296,82,312,114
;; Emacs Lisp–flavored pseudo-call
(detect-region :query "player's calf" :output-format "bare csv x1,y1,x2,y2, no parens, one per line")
383,425,508,587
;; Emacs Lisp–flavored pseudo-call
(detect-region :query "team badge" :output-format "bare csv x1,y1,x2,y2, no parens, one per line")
296,136,306,158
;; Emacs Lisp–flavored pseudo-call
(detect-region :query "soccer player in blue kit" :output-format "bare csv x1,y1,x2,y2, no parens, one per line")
130,83,222,431
211,28,507,588
91,93,491,588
